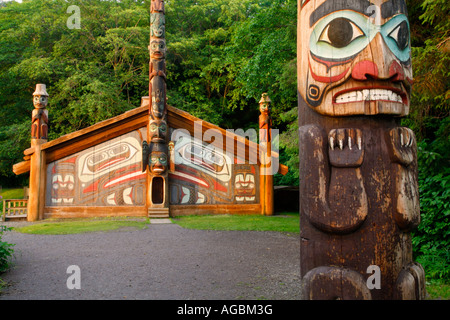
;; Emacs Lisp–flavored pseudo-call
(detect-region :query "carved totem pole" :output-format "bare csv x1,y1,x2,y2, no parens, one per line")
28,84,49,221
259,93,274,216
143,0,170,217
297,0,425,299
31,84,49,140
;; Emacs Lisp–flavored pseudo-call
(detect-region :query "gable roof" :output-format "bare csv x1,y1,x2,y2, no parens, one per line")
13,98,288,176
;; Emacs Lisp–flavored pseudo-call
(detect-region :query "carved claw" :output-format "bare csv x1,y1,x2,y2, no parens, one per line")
328,128,364,167
388,127,415,166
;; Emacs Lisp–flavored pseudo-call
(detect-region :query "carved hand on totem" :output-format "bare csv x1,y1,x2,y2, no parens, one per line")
299,125,368,234
387,127,420,231
388,127,415,166
328,128,364,167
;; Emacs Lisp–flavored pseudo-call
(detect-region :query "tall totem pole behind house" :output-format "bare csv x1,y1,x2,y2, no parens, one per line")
144,0,170,217
297,0,425,299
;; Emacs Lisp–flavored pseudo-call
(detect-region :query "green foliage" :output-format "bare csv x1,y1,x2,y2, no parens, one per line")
406,0,450,281
0,0,151,185
412,132,450,280
0,226,15,273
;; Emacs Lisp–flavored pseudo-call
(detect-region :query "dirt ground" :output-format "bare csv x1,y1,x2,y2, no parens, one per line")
0,220,301,300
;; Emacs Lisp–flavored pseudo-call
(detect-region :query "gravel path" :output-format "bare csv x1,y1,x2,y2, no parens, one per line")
0,221,301,300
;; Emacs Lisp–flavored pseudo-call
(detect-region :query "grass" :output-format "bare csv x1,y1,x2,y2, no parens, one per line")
13,218,149,235
171,213,299,234
425,280,450,300
0,188,25,200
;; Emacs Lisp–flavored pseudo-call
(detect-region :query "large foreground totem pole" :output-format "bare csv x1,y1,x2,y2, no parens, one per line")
143,0,170,217
298,0,425,299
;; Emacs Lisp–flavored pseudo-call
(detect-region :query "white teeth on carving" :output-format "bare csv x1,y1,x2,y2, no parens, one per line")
348,137,352,150
357,137,362,150
330,137,335,150
335,89,403,103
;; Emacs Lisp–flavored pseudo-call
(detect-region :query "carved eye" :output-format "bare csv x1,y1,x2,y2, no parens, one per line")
319,18,365,48
388,21,409,50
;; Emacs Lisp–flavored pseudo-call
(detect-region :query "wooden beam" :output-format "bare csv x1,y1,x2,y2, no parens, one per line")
169,204,261,216
44,206,147,219
45,117,147,163
13,160,31,175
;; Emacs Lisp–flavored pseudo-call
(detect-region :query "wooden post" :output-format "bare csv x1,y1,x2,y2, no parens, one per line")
297,0,425,299
259,93,273,216
28,84,49,221
144,0,170,218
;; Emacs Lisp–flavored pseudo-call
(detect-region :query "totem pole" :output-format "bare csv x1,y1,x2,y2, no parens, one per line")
143,0,170,217
259,93,274,216
28,84,49,221
297,0,425,299
31,84,49,140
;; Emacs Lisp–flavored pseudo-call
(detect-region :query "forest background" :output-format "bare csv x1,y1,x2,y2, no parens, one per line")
0,0,448,282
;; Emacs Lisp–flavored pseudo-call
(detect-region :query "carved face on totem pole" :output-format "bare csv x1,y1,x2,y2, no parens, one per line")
298,0,412,116
33,84,49,109
151,88,165,119
149,142,168,175
149,39,166,60
259,93,271,114
149,118,167,142
151,12,165,38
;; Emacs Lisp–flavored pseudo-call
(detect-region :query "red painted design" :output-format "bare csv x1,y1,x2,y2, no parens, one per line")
351,60,378,80
214,180,228,193
389,60,405,81
83,180,100,194
309,61,349,83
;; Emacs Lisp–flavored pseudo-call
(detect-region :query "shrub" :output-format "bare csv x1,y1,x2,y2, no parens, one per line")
412,137,450,280
0,226,15,273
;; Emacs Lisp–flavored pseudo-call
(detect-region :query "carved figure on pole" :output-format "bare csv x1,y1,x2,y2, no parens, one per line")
259,93,272,145
145,0,170,216
31,84,49,140
259,93,273,216
298,0,424,299
149,141,168,175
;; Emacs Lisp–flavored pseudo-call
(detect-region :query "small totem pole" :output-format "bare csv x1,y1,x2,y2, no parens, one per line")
297,0,425,299
259,93,273,216
28,84,49,221
31,84,49,140
143,0,170,217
